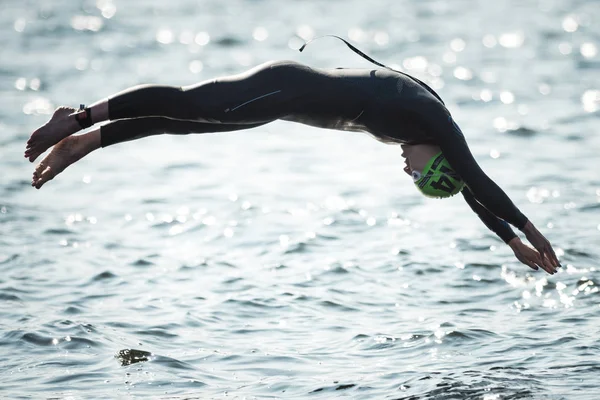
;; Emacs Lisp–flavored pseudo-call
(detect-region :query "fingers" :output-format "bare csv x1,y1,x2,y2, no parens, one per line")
515,252,539,272
528,237,561,274
519,225,561,274
540,242,561,271
525,261,539,271
522,246,555,275
536,251,557,275
541,257,556,275
547,246,561,269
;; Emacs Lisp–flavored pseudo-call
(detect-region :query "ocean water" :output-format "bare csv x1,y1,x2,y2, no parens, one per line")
1,0,599,398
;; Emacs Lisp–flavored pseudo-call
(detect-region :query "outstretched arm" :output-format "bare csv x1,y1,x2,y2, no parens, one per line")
462,188,557,274
411,100,560,272
461,187,516,244
411,101,527,229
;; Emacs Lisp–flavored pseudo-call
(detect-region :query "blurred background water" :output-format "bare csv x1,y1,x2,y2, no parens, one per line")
1,0,599,398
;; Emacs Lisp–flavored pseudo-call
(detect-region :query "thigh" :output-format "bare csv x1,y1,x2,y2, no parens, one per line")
182,61,329,124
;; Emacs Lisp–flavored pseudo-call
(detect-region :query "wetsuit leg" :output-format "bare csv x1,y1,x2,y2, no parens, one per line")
107,61,325,125
100,117,266,147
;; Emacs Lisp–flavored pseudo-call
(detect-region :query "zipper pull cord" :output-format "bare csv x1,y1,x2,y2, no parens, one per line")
299,34,401,74
299,34,445,104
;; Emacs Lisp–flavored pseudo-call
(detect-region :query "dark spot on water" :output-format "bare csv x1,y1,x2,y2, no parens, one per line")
214,36,245,46
223,276,243,285
506,126,537,137
116,349,152,366
563,248,594,259
315,233,339,241
44,372,107,385
579,203,600,211
83,293,116,300
0,254,19,265
327,325,349,332
0,293,21,301
134,328,179,339
352,333,370,340
166,162,205,170
21,332,54,346
294,294,313,302
324,265,350,274
559,317,587,324
141,197,167,204
154,355,197,370
310,383,356,394
131,258,154,266
466,262,499,269
105,321,136,329
565,134,584,141
284,242,308,254
457,308,496,316
92,271,117,281
4,179,31,191
578,60,600,70
215,260,237,268
64,306,83,315
319,300,358,312
43,228,75,235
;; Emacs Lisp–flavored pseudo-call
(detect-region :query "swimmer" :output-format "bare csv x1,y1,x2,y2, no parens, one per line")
24,40,561,275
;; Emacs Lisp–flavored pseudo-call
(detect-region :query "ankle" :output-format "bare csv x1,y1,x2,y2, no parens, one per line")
83,129,102,153
67,112,84,134
72,105,94,130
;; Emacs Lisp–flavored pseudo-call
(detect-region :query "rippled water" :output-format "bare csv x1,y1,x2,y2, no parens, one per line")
1,0,599,398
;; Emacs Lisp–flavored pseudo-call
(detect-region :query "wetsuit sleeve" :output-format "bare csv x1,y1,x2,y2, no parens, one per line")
461,187,517,243
410,100,528,230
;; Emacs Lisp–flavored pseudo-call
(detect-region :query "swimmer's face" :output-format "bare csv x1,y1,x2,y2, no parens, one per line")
400,144,442,177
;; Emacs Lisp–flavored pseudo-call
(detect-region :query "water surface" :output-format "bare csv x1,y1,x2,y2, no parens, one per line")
1,0,599,398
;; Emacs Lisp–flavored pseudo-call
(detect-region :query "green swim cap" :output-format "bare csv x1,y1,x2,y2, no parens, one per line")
413,152,464,198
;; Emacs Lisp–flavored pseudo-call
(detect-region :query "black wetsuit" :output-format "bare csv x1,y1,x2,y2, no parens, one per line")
100,60,527,243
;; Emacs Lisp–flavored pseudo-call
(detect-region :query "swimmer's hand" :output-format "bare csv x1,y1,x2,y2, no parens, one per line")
521,221,561,271
508,237,557,275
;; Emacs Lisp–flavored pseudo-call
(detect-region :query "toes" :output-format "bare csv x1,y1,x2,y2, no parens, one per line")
36,166,54,189
32,163,44,187
27,127,42,145
25,144,40,161
28,146,47,162
35,161,46,175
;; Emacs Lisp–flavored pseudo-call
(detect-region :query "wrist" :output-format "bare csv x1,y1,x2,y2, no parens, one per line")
521,220,534,233
508,236,522,249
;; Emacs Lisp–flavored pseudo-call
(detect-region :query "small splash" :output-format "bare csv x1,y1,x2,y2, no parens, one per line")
116,349,152,366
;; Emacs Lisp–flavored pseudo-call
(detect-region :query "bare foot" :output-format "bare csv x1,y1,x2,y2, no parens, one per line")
25,106,81,162
31,133,98,189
